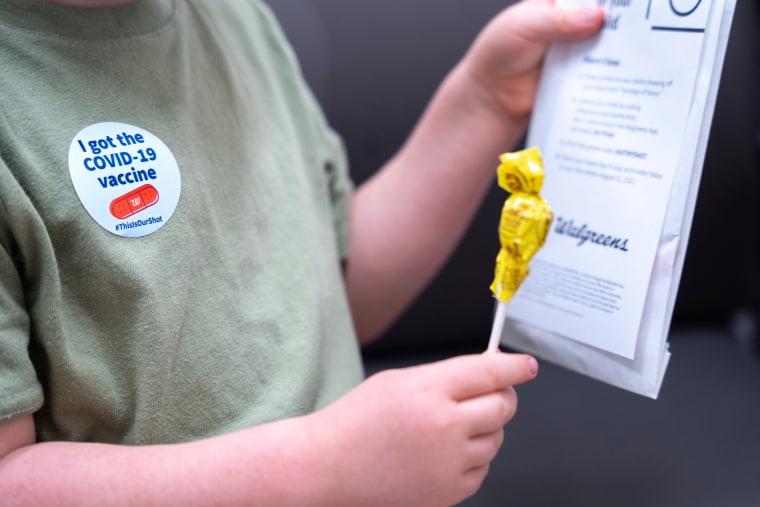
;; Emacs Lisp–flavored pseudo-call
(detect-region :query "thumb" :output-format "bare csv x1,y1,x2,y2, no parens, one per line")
511,1,605,42
422,353,539,401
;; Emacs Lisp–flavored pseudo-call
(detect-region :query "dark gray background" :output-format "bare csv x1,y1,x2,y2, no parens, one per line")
268,2,760,505
269,0,760,355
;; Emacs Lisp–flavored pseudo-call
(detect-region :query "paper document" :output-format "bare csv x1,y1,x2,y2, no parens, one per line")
499,0,737,398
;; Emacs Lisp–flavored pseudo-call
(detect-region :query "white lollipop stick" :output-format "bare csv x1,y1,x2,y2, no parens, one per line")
486,300,509,353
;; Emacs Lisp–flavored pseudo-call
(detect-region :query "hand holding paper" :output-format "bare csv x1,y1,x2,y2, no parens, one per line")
496,0,736,397
487,147,553,352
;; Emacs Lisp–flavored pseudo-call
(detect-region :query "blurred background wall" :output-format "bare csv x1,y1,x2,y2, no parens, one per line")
268,0,760,356
265,4,760,505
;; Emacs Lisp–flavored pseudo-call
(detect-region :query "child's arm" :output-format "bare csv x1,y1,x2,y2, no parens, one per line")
344,1,604,343
0,353,536,507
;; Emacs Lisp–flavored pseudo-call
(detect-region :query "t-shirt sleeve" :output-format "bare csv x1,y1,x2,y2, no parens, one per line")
251,0,355,261
0,178,44,422
322,128,353,260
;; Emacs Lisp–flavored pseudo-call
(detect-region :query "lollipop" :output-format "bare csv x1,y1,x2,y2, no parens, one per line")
487,147,554,352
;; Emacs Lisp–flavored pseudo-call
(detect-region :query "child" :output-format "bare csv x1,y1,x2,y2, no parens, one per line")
0,0,603,505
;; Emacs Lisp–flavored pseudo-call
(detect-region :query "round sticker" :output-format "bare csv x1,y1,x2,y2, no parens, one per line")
68,122,181,237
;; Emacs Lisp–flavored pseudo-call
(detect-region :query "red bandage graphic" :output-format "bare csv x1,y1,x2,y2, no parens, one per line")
110,184,159,219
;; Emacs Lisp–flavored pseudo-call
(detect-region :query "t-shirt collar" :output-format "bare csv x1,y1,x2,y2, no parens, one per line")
0,0,175,40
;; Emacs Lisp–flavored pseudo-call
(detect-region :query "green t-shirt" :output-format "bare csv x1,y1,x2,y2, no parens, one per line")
0,0,364,444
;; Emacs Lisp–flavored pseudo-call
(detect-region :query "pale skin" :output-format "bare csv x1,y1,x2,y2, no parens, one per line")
0,1,604,505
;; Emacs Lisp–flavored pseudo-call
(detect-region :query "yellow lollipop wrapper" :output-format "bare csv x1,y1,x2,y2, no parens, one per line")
487,147,554,352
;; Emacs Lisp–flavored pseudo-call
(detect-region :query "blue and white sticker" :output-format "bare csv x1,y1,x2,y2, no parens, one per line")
68,122,181,237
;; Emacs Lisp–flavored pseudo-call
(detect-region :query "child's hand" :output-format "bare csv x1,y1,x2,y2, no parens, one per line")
309,352,538,507
463,0,605,124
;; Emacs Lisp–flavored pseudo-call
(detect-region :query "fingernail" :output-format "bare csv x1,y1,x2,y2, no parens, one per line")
527,356,539,376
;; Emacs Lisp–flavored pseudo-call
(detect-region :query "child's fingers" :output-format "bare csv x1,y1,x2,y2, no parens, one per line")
465,429,505,468
510,1,605,42
458,388,518,436
425,352,537,401
462,463,491,494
